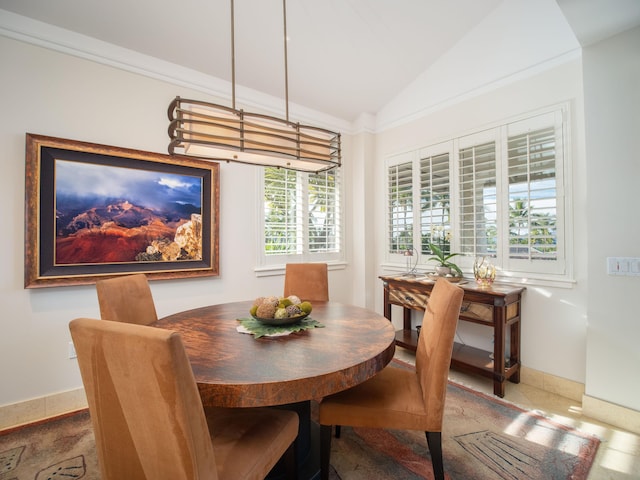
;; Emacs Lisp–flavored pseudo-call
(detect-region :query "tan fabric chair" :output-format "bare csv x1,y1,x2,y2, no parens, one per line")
283,263,329,302
96,273,157,325
318,278,464,480
70,318,299,480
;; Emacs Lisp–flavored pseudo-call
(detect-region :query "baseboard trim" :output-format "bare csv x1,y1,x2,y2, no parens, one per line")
583,394,640,435
520,366,640,435
0,388,87,431
520,366,585,402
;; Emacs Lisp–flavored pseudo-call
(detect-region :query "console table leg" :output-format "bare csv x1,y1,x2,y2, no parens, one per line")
510,321,521,384
403,307,412,331
494,307,506,398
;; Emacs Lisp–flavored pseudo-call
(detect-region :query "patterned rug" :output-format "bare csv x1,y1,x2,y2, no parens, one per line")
326,379,600,479
1,365,599,480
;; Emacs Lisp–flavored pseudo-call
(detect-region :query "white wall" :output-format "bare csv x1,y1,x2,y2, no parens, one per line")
0,36,354,408
373,58,590,385
583,26,640,411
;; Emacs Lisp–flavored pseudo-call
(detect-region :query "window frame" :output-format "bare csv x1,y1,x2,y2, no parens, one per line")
384,104,573,286
418,142,453,257
257,166,345,270
387,151,416,258
501,111,567,276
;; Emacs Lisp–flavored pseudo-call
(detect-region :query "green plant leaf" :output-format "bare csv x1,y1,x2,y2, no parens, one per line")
429,243,445,260
427,242,463,275
237,317,324,338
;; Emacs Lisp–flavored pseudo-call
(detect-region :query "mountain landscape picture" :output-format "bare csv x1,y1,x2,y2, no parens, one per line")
54,159,204,265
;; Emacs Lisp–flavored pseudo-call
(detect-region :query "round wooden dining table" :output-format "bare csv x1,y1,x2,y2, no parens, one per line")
155,300,396,479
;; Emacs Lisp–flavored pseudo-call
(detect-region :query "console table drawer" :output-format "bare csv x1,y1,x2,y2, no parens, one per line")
388,289,429,309
460,301,493,323
390,292,496,324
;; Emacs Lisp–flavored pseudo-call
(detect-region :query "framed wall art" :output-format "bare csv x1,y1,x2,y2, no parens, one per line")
24,134,219,288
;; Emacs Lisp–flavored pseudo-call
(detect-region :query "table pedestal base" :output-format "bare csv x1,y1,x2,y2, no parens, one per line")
268,401,320,480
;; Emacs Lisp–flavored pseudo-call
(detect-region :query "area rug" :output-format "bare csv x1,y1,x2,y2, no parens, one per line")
0,363,599,480
326,382,599,479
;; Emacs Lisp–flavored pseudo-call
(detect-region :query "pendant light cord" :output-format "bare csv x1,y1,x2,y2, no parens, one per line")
229,0,290,122
230,0,236,110
283,0,289,123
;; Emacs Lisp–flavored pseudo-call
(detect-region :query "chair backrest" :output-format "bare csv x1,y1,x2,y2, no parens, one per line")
96,274,158,325
414,279,464,430
283,263,329,302
69,318,218,480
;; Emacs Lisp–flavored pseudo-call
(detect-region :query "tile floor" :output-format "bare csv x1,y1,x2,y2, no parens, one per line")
394,347,640,480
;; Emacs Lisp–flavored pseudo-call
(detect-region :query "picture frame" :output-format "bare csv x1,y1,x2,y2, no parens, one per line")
24,134,219,288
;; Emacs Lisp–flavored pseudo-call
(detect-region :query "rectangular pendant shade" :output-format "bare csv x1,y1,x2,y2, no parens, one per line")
168,97,341,173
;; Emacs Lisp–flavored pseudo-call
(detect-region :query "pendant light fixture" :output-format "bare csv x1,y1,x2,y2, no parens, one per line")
168,0,341,173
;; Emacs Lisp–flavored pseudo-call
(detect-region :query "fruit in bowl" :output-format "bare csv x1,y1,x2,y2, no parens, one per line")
250,296,312,325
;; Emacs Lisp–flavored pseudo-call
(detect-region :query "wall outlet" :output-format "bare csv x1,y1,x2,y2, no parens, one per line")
68,341,77,359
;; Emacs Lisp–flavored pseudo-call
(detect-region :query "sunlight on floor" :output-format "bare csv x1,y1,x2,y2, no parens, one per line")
598,429,640,475
504,412,584,455
394,347,640,478
542,412,640,476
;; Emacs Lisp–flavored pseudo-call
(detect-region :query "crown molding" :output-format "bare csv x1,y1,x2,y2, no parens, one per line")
0,9,353,134
376,48,582,133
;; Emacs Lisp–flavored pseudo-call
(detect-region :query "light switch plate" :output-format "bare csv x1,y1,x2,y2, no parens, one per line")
607,257,640,276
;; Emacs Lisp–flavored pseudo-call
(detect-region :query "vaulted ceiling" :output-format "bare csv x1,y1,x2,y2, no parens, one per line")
1,0,639,124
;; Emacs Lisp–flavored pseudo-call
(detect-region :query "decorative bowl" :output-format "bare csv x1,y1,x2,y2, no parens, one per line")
427,272,463,283
251,312,310,326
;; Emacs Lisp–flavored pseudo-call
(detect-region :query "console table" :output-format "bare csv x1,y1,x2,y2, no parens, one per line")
380,275,524,397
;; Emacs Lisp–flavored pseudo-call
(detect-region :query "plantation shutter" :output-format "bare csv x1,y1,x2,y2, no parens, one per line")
308,168,341,253
264,167,302,255
383,105,568,281
419,151,451,255
388,160,414,254
458,138,498,258
506,111,565,274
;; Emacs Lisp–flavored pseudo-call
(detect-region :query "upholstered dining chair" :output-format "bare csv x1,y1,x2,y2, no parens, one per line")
283,263,329,302
96,273,157,325
70,317,299,480
318,278,464,480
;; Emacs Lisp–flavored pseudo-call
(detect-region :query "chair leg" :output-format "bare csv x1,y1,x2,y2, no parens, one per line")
425,431,444,480
335,425,341,438
284,438,298,480
320,424,332,480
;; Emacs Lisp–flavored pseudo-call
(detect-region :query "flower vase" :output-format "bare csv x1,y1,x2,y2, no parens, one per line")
435,266,451,276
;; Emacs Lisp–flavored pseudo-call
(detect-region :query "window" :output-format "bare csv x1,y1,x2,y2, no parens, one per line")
263,167,300,255
458,138,498,259
385,106,569,281
308,169,341,253
261,167,342,265
388,158,413,254
505,117,564,274
420,148,452,255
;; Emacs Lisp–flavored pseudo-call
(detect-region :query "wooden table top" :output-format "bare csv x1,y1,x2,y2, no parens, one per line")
155,300,396,407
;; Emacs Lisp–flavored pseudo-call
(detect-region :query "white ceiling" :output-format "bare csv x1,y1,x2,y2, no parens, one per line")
556,0,640,46
1,0,639,124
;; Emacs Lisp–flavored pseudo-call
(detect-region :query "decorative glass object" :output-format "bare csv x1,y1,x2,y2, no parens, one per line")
403,247,419,277
473,257,496,288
